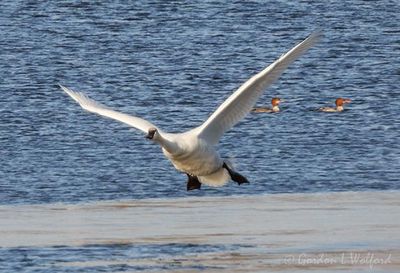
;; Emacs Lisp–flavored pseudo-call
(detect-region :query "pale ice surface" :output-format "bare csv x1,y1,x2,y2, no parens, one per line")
1,191,399,272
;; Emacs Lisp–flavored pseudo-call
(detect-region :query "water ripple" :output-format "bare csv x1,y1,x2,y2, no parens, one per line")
0,0,399,204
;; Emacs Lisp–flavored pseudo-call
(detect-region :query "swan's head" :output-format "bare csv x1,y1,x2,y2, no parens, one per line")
146,127,158,140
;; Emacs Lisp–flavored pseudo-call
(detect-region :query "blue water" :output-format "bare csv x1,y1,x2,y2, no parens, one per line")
1,0,400,205
0,243,245,272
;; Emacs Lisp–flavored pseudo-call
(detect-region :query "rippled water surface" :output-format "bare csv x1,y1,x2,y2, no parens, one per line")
1,0,400,204
1,243,244,272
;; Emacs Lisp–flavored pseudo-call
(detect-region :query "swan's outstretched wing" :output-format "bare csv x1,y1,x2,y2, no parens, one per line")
196,32,321,145
60,85,159,134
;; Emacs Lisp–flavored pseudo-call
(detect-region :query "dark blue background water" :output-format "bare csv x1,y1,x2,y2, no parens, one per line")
0,243,245,272
1,0,399,205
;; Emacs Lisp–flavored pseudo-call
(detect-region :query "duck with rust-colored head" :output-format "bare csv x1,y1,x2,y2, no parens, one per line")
253,97,283,113
318,98,351,112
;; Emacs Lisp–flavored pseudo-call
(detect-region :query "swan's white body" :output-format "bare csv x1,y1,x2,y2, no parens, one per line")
60,32,320,188
154,130,230,186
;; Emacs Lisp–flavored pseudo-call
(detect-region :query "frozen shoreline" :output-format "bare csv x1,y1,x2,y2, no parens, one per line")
1,191,399,272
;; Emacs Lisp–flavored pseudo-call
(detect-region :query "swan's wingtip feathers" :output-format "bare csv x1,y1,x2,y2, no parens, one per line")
275,31,321,66
59,84,77,98
59,84,77,97
59,84,69,94
59,85,104,111
58,83,66,89
309,30,323,39
305,30,323,46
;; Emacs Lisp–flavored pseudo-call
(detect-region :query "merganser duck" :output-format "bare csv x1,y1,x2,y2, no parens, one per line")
252,97,283,113
319,98,351,112
60,32,320,191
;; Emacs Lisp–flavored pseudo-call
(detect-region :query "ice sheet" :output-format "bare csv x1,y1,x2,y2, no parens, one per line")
1,191,399,272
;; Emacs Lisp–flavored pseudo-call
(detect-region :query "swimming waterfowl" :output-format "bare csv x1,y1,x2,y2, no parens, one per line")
319,98,351,112
253,97,283,113
60,32,320,190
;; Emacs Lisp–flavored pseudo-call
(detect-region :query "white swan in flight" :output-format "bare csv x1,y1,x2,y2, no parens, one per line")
60,32,320,191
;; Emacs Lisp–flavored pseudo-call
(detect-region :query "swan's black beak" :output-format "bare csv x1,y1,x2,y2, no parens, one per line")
146,128,157,140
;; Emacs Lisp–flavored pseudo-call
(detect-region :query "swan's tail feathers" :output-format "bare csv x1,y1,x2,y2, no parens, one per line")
197,164,248,188
198,168,230,187
223,162,249,185
186,174,202,191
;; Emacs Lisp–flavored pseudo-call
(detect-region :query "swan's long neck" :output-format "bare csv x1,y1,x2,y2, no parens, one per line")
153,132,180,155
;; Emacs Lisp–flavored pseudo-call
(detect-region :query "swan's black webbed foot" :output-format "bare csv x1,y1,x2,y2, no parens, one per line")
186,174,202,191
223,162,249,185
